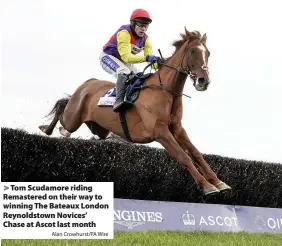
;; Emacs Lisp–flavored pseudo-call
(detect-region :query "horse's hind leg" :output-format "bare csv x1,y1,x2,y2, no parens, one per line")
39,97,70,136
58,125,72,137
85,121,110,139
58,113,82,138
39,116,59,136
58,95,89,137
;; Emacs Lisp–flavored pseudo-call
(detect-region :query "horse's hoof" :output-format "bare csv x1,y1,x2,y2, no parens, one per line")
89,136,98,141
215,182,232,193
59,127,71,137
38,125,51,135
203,186,220,196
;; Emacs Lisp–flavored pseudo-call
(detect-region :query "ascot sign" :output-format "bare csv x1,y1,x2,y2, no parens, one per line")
182,210,239,228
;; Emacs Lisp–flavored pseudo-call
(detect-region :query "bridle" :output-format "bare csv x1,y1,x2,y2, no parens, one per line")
140,39,209,98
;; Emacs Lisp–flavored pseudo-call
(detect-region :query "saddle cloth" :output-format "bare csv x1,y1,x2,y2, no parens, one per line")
97,73,154,106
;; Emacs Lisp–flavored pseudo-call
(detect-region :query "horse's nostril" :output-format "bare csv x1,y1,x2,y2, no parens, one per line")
198,78,206,85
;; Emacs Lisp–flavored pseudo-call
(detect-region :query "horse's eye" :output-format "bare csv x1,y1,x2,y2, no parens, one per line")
190,49,195,53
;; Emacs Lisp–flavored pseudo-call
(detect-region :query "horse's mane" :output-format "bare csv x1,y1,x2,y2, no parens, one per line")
158,28,206,67
172,30,203,51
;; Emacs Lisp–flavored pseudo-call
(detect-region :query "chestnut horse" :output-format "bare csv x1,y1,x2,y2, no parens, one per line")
39,28,231,195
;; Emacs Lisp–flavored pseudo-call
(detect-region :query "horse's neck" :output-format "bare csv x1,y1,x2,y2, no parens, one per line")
158,46,188,96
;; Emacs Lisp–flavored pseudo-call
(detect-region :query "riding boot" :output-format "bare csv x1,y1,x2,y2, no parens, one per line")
113,73,131,112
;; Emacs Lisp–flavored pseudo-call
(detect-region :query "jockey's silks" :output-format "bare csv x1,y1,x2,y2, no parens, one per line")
103,24,156,67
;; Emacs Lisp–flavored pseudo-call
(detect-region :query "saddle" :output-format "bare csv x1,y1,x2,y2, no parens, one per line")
97,72,154,109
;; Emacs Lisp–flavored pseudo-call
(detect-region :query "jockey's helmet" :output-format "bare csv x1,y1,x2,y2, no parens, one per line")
130,9,152,24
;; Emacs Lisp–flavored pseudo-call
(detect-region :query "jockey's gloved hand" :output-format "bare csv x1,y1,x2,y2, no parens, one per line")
146,55,160,63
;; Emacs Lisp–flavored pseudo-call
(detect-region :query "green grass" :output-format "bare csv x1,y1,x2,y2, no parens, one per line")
2,231,282,246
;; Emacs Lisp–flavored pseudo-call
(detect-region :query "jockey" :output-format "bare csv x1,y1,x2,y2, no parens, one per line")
99,8,160,112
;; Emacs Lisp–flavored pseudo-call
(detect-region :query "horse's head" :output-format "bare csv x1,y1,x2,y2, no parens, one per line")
170,27,211,92
187,31,210,91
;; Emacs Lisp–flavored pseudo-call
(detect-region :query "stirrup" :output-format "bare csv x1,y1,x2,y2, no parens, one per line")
113,99,133,112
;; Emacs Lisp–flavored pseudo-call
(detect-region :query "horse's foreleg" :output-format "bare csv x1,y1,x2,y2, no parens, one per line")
155,122,219,195
171,124,231,192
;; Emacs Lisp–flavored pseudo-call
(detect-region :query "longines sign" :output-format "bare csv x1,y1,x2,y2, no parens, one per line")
114,199,282,234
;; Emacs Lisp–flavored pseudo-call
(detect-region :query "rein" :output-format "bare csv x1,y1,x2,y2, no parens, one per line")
138,61,191,98
138,39,209,98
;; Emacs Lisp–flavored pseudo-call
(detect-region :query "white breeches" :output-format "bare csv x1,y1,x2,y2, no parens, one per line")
99,52,139,79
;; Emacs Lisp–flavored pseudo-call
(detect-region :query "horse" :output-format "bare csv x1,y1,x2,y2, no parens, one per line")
39,27,231,196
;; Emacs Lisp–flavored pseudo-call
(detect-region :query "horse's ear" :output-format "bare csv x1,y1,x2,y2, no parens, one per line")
201,33,207,43
184,26,191,37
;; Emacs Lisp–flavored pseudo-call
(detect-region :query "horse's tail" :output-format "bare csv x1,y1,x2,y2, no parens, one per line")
46,94,71,118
